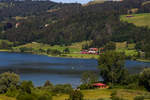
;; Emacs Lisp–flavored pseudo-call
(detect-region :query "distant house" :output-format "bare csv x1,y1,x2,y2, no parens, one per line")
92,83,108,88
88,48,98,54
16,22,21,28
126,15,134,18
81,48,103,55
45,24,49,27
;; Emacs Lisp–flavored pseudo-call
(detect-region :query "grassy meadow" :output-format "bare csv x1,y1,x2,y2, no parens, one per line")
11,41,100,59
120,13,150,28
0,40,139,59
115,42,138,57
53,89,150,100
1,89,150,100
13,41,92,53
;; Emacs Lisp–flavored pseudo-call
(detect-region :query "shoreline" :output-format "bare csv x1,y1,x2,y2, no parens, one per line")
1,49,150,62
136,59,150,63
0,49,98,59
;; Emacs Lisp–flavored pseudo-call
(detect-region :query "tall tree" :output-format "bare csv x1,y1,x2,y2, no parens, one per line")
139,68,150,91
98,51,128,85
0,72,20,93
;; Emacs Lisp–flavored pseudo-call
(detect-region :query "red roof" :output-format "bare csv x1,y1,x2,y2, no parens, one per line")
93,83,106,86
89,48,98,51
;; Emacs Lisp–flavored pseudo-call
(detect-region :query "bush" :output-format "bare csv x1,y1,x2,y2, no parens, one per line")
43,80,53,88
52,84,73,94
6,86,19,97
81,71,98,84
0,72,20,93
78,84,93,90
68,90,84,100
38,93,52,100
63,48,70,54
134,96,144,100
111,91,125,100
20,47,33,52
47,49,61,55
20,81,34,94
139,68,150,91
16,93,37,100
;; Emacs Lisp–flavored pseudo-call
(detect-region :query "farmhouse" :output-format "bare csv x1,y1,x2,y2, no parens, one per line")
92,83,108,88
88,48,98,54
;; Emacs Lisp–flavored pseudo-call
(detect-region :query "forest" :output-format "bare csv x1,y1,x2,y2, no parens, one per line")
0,0,150,58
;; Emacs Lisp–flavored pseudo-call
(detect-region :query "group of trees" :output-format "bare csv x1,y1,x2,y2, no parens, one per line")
98,51,150,91
0,72,84,100
0,0,150,58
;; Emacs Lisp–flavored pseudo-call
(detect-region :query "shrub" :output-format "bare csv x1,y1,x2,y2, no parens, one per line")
20,47,32,52
38,93,52,100
81,71,98,84
63,48,70,54
6,86,19,97
16,93,37,100
20,81,34,94
68,90,84,100
47,49,61,55
0,72,20,93
52,84,73,94
139,68,150,91
134,96,144,100
78,84,93,90
43,80,53,88
111,91,125,100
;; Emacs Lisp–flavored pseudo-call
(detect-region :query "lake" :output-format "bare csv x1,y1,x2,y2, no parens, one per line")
0,52,150,87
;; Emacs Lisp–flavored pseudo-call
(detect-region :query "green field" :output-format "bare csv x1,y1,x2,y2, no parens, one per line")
0,40,138,59
120,13,150,28
11,41,100,59
1,89,149,100
53,89,150,100
13,41,92,53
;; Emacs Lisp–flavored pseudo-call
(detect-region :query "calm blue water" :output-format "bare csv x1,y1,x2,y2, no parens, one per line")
0,52,150,87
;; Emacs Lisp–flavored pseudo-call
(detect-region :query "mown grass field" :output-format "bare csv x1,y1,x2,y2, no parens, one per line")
1,40,138,59
0,95,15,100
1,89,149,100
120,13,150,28
54,89,150,100
13,41,92,53
115,42,138,57
12,41,100,59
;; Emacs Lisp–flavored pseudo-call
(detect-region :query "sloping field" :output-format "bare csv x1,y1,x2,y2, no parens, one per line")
120,13,150,28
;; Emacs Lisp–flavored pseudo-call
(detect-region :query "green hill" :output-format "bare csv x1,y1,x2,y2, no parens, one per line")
84,0,105,6
120,13,150,28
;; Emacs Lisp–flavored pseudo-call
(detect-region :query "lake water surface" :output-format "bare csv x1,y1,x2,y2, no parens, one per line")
0,52,150,87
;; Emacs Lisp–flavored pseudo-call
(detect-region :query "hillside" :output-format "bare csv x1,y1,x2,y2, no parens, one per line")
84,0,105,6
0,0,150,59
120,13,150,28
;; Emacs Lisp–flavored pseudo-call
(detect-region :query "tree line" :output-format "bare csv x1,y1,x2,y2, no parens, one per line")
0,0,150,58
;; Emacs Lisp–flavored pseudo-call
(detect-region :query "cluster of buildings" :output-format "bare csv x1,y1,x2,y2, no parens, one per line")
81,48,104,55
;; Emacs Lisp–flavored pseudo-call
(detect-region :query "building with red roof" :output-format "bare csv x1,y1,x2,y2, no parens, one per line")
92,83,107,88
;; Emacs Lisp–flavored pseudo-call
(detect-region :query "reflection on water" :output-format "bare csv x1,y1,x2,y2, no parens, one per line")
0,52,150,87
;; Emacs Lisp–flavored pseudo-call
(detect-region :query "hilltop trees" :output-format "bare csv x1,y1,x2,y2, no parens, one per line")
98,51,129,85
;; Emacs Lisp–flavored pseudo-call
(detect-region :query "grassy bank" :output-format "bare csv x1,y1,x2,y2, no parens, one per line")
9,41,99,59
120,13,150,28
136,59,150,63
61,54,99,59
1,89,149,100
54,89,150,100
